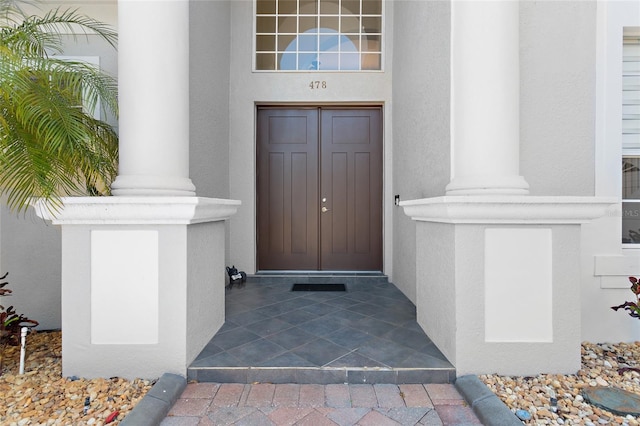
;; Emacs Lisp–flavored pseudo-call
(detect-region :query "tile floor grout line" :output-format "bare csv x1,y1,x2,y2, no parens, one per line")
191,278,456,384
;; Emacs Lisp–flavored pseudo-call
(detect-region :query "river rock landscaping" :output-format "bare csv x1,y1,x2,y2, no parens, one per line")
481,342,640,425
2,331,640,425
0,331,152,425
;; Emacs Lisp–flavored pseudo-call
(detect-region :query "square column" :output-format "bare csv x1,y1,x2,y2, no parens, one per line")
401,196,614,376
36,197,240,379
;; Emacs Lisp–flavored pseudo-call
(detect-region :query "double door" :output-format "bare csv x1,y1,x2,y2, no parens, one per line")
257,107,382,271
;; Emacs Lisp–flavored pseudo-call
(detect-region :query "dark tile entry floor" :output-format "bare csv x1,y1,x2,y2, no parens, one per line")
188,275,455,384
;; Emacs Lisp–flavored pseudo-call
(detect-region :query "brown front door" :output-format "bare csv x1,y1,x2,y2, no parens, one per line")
257,107,382,271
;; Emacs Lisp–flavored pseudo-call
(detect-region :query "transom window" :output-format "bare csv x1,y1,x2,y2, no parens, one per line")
255,0,382,71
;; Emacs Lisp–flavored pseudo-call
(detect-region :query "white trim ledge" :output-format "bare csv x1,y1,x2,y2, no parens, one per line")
399,196,617,224
33,196,241,225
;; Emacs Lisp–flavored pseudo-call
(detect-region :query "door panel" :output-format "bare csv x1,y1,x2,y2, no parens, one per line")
257,107,382,271
257,109,319,270
320,109,382,270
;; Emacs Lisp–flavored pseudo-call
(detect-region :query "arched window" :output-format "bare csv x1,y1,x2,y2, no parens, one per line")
255,0,382,71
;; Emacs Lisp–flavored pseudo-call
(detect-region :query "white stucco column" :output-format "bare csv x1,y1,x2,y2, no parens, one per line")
32,0,243,379
397,0,617,376
446,0,529,195
111,0,195,196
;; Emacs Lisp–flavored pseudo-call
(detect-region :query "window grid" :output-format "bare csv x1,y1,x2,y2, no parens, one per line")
255,0,382,71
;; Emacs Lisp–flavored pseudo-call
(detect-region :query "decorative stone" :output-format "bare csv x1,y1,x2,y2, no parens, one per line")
537,408,554,418
479,342,640,424
582,387,640,416
515,409,531,421
0,331,150,424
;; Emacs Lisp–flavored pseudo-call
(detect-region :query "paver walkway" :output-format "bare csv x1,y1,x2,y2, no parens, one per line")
161,382,482,425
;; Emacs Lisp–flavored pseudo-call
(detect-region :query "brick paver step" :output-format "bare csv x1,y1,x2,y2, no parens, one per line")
162,383,482,425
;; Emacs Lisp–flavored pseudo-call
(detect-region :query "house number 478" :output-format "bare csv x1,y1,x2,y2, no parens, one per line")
309,81,327,89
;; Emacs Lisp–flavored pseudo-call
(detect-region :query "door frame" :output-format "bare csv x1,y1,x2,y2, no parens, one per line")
255,103,385,272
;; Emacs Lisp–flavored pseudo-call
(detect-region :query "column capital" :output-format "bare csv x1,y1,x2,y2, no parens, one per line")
445,175,529,196
400,196,617,224
33,196,241,225
111,175,196,197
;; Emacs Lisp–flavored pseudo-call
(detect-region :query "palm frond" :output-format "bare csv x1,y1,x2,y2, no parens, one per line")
0,0,119,214
1,6,117,57
0,0,38,26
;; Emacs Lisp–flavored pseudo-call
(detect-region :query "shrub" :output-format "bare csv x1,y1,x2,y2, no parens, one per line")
611,276,640,319
0,272,38,373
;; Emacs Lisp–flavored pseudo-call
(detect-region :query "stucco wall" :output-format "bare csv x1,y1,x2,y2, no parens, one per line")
392,1,451,302
190,1,230,199
0,206,61,330
186,222,226,365
415,222,456,364
227,0,394,275
59,225,190,379
519,1,596,196
453,224,582,376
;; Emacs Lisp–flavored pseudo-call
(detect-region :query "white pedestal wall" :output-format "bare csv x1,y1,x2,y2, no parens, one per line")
36,197,239,379
403,196,614,376
416,222,581,376
186,222,226,364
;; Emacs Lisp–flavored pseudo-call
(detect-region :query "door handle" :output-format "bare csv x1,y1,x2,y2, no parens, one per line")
322,207,330,213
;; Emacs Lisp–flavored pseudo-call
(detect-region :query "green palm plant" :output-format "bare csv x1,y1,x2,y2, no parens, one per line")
0,0,118,213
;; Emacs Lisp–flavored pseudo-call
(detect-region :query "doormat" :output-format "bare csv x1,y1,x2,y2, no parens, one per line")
291,283,346,292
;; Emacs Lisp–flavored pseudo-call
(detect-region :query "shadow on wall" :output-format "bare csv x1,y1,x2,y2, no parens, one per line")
0,203,61,330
